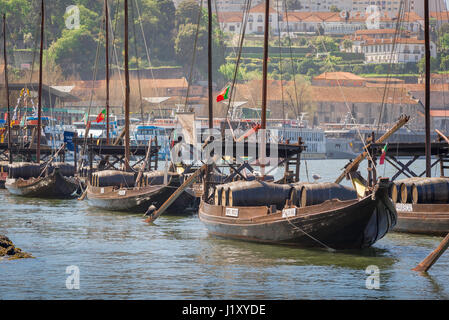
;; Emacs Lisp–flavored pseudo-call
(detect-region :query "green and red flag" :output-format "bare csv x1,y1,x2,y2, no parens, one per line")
379,143,388,165
96,109,106,123
216,85,230,102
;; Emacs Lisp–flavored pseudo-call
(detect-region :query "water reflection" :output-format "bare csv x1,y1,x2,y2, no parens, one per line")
0,181,448,299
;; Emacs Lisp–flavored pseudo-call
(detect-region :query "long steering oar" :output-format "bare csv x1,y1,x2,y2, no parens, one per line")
412,233,449,273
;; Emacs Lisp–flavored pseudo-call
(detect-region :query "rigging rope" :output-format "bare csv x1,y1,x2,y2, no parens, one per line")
182,0,204,110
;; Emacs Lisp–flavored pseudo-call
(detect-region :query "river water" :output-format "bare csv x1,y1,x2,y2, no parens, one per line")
0,159,448,299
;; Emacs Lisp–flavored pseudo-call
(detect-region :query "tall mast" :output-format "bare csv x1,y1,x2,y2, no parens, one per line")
259,0,270,178
105,0,110,144
207,0,213,129
204,0,213,201
261,0,269,130
3,15,12,163
124,0,130,170
36,0,44,163
424,0,431,177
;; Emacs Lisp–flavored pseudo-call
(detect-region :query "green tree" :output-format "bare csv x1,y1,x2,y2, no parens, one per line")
47,4,102,79
329,5,340,12
218,62,246,81
418,56,439,74
440,55,449,71
374,64,386,74
174,4,225,79
0,0,34,43
175,0,201,28
440,33,449,53
131,0,176,63
298,58,319,75
353,65,364,74
48,25,99,79
342,39,353,51
312,36,338,52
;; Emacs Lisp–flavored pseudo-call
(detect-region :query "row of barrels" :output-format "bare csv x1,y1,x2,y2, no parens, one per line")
214,181,357,208
8,162,75,179
90,170,179,188
389,177,449,204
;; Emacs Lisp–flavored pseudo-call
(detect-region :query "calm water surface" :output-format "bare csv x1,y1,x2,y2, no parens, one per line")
0,159,448,299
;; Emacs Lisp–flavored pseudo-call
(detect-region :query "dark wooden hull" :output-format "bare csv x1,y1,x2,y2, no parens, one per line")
199,185,397,250
5,171,79,199
86,176,197,214
394,203,449,236
0,172,7,189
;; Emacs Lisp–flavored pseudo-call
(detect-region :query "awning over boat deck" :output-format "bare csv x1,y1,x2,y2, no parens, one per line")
221,101,248,108
370,142,449,157
210,140,304,160
143,97,171,104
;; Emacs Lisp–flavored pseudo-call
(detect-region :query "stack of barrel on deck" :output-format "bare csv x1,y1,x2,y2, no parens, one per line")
388,177,449,204
89,170,180,188
7,162,76,179
214,180,357,208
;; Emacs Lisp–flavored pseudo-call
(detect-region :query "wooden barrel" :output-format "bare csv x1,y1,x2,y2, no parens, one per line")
214,186,223,205
48,162,75,177
411,178,449,204
388,182,398,203
289,182,314,207
300,183,357,207
143,171,178,185
93,170,136,187
222,186,230,206
227,181,292,208
398,177,427,203
8,162,42,179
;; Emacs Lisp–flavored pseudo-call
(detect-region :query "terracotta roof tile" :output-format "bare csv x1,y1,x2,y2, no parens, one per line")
313,72,366,81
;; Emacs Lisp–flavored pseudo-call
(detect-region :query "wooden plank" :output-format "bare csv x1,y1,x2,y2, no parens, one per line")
436,129,449,145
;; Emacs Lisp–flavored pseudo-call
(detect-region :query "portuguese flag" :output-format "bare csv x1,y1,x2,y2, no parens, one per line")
379,143,388,165
216,85,230,102
96,109,106,123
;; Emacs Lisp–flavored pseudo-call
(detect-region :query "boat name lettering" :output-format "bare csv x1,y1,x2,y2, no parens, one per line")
282,208,296,218
118,190,126,196
395,203,413,212
225,208,239,217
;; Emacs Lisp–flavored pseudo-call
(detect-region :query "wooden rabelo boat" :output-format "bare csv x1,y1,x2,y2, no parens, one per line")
370,3,449,237
86,172,196,213
5,168,78,198
192,0,400,250
378,142,449,236
199,179,396,249
394,203,449,236
84,0,197,215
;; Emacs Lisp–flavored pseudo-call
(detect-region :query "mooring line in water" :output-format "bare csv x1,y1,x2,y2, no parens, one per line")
284,215,336,252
